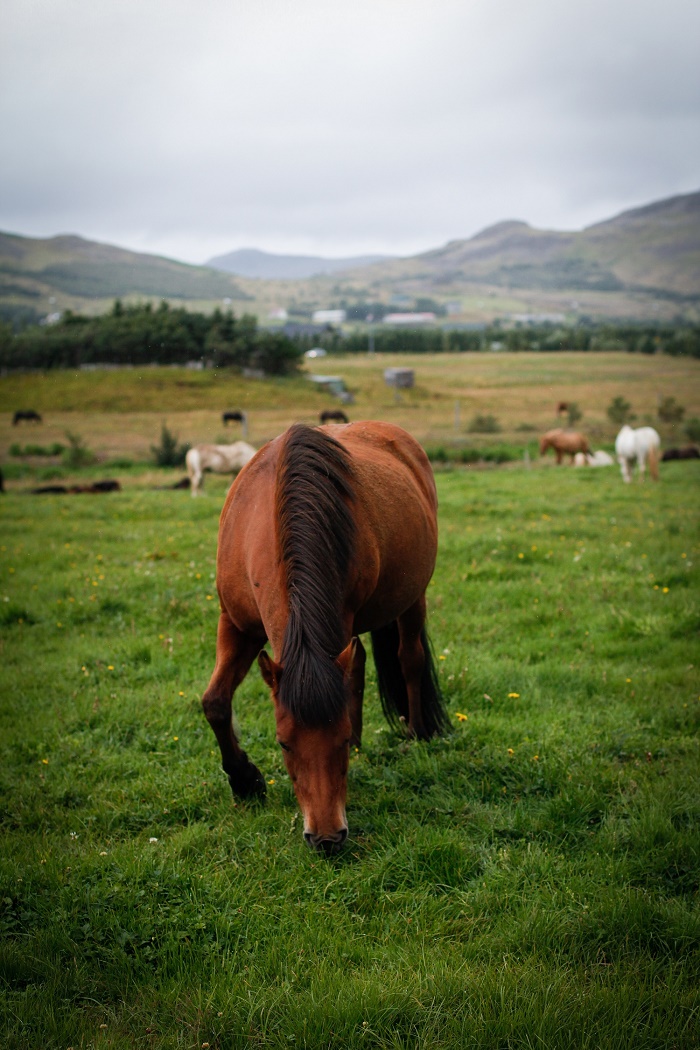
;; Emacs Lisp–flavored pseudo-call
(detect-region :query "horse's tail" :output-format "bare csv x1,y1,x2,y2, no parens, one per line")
370,622,450,737
648,442,659,481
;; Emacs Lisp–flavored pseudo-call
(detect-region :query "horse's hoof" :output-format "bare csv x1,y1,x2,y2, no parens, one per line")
227,763,266,799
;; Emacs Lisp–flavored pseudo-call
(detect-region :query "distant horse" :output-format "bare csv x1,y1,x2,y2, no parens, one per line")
31,480,121,495
319,409,349,424
540,429,590,464
202,421,449,852
615,425,660,482
185,442,256,496
662,446,699,461
13,410,42,425
222,410,246,426
556,401,569,418
574,450,615,467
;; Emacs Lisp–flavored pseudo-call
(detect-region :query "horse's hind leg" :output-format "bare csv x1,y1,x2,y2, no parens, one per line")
347,636,366,748
202,614,266,798
396,598,436,740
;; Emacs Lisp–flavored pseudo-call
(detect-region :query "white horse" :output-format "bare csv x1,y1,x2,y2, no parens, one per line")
186,442,256,496
574,450,615,467
615,425,660,482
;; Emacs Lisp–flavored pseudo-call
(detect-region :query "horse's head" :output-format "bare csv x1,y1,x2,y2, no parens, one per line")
258,640,356,853
539,434,550,454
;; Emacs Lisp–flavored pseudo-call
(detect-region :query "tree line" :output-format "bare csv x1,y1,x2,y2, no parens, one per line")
0,301,302,374
1,301,699,371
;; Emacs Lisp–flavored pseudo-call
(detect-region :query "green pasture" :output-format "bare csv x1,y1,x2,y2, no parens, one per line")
1,352,699,472
1,451,699,1047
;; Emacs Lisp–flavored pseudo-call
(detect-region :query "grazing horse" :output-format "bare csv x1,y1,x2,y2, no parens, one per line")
574,450,614,467
222,410,246,426
540,429,590,464
13,410,42,425
319,409,349,424
662,446,699,461
202,421,448,851
615,425,660,482
185,442,256,496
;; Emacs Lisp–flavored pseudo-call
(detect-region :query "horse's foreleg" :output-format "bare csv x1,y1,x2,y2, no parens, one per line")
202,614,266,798
347,636,366,748
396,599,429,740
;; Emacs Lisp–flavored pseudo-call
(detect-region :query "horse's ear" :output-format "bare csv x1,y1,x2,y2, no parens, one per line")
258,650,282,692
335,637,357,681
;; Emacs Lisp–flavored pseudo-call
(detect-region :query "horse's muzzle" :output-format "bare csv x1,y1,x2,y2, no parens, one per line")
303,828,348,854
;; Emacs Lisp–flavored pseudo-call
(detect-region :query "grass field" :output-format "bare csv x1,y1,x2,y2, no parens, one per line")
1,352,699,474
1,419,699,1047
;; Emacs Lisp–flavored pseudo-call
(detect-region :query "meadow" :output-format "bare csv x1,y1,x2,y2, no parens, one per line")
1,354,699,1048
1,351,699,474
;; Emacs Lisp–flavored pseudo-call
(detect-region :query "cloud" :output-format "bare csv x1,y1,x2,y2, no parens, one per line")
1,0,698,262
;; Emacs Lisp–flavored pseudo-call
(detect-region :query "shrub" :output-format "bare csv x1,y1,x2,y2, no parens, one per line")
62,431,95,468
685,417,700,443
657,396,685,424
151,424,190,467
607,396,635,425
566,402,582,427
467,414,501,433
10,442,64,457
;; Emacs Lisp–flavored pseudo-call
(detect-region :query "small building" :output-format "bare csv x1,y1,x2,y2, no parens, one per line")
308,374,354,404
383,312,436,326
312,309,346,325
384,368,415,389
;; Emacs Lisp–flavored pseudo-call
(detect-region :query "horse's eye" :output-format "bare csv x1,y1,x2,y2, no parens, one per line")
278,740,291,752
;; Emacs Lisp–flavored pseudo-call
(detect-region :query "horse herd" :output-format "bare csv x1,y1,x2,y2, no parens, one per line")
5,410,696,850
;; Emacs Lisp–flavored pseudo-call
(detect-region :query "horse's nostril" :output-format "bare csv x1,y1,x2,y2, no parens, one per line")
303,828,348,852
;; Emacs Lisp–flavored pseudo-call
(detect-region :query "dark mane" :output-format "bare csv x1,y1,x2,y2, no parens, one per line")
277,424,356,726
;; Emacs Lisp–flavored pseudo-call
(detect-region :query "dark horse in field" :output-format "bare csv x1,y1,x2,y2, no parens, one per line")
222,410,246,426
202,420,448,852
662,446,700,461
319,409,349,424
13,410,42,425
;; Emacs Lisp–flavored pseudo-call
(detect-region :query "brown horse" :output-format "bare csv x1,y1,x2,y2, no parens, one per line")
202,421,448,852
540,429,590,464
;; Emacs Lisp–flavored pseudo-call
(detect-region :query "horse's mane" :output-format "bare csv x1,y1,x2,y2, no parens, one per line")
277,424,356,726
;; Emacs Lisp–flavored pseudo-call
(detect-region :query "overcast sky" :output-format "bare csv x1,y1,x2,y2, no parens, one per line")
1,0,699,265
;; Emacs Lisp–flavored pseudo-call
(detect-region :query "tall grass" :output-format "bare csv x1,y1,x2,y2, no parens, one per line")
1,458,699,1048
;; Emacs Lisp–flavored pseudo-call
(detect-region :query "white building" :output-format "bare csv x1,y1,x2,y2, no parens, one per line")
312,309,346,325
383,312,436,326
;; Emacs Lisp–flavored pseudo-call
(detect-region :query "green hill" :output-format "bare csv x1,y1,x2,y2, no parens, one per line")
0,232,251,326
2,191,698,327
339,192,700,314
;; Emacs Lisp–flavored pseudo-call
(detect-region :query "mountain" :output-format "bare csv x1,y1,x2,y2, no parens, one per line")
0,231,250,326
350,192,700,299
206,247,391,280
1,191,698,327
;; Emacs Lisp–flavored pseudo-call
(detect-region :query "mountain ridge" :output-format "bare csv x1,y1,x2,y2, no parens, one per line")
1,190,698,325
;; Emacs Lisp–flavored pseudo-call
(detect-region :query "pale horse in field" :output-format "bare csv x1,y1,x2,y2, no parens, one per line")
574,450,615,467
615,425,661,482
186,442,256,496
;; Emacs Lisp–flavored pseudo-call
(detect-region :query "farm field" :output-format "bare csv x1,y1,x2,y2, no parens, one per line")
1,440,699,1046
1,352,699,475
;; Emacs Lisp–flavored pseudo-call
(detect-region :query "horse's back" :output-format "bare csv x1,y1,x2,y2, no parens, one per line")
320,422,438,628
216,421,438,640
